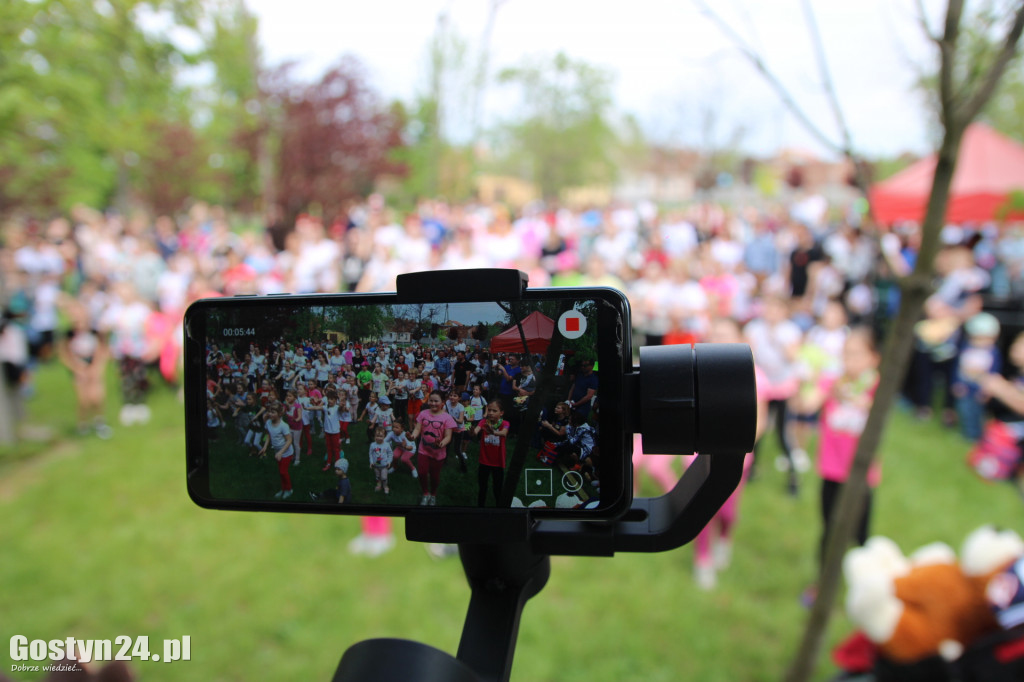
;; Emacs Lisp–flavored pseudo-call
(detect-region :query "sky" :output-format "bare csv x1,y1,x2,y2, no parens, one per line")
244,0,945,159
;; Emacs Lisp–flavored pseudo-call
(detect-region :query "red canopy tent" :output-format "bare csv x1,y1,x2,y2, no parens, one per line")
870,123,1024,224
489,311,554,353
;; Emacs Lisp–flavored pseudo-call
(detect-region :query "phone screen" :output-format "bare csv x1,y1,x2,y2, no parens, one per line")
184,290,630,517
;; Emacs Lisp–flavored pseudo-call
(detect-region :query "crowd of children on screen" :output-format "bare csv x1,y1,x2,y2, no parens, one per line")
203,339,599,506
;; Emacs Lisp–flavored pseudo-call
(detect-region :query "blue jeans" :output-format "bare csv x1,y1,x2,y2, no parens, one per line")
955,394,984,441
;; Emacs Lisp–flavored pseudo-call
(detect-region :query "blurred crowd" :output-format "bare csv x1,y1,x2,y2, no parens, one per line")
2,193,1024,449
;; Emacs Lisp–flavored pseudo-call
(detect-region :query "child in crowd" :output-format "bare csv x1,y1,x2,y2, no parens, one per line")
473,400,509,507
237,393,265,455
466,384,487,431
206,398,222,438
386,421,418,478
390,370,408,427
406,369,424,426
374,395,395,433
307,380,324,435
358,391,379,441
744,294,803,494
445,391,468,472
58,302,112,438
283,390,303,466
259,403,295,499
805,326,882,593
561,412,598,485
980,331,1024,478
537,401,570,464
311,457,351,503
368,426,393,494
305,391,343,471
790,300,849,464
371,363,389,400
338,381,354,446
953,312,1003,441
297,383,314,457
412,390,457,506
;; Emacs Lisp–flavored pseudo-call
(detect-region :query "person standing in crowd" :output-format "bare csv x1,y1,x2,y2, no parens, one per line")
473,400,509,507
259,403,295,499
58,302,112,438
496,353,521,416
566,358,598,420
101,282,159,426
411,390,456,506
744,295,803,493
802,327,882,604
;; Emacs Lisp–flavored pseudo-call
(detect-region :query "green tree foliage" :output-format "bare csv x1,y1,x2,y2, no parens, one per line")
493,52,620,199
389,15,476,206
194,0,264,212
329,304,393,343
0,0,206,215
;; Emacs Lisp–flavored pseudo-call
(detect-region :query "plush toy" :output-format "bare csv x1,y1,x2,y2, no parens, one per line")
844,526,1024,667
844,535,1001,664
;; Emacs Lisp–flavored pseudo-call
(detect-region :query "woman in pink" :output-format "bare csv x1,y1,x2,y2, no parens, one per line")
411,390,457,506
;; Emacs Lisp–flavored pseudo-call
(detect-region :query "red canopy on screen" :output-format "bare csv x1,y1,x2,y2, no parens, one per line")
489,311,554,353
870,123,1024,224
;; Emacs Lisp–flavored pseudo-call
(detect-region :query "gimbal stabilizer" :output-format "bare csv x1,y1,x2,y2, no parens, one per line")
333,269,757,682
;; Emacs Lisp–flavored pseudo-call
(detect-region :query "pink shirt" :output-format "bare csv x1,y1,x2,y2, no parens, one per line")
416,409,457,461
283,401,303,430
817,374,881,486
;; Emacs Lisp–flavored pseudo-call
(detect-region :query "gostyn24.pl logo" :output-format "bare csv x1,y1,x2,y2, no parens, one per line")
10,635,190,666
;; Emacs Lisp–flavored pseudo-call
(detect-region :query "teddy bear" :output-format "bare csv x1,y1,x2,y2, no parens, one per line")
843,527,1024,666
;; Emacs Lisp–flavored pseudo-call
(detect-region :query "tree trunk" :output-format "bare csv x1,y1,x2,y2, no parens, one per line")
785,130,964,682
499,301,570,507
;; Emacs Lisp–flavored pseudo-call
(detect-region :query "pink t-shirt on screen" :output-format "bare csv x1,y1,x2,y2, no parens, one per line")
416,409,457,461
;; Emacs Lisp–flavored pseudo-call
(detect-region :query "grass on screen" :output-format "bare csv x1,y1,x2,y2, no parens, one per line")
2,362,1023,682
205,414,595,509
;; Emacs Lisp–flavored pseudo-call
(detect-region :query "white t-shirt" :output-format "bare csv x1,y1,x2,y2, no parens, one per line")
323,404,341,434
444,401,466,429
745,318,802,389
266,420,293,457
369,441,394,467
298,396,313,425
385,431,416,452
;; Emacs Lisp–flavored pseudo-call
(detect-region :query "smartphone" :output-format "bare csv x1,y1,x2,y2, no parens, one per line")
184,288,632,519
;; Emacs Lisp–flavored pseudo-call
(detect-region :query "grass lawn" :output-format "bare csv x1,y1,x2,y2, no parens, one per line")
2,362,1023,681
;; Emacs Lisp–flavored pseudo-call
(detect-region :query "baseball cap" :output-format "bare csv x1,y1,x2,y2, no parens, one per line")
378,396,391,405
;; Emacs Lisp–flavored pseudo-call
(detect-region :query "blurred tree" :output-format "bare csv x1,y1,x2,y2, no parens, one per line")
330,304,392,343
194,0,265,213
493,52,619,200
265,56,404,224
786,2,1024,680
390,12,476,206
0,0,206,215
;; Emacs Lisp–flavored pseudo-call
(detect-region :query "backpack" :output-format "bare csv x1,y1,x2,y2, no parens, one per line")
968,420,1023,481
